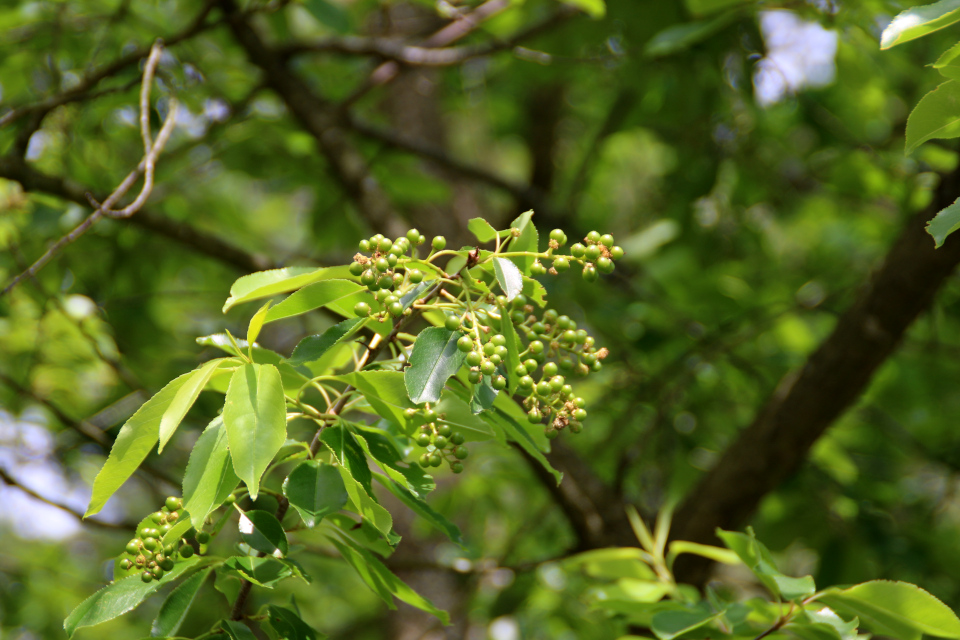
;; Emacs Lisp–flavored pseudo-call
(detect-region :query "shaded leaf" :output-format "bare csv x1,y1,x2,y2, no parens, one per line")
644,13,737,58
716,528,815,600
651,609,724,640
685,0,751,15
927,196,960,247
287,317,364,365
265,605,325,640
344,371,417,431
222,557,294,589
220,619,258,640
64,557,201,637
304,0,351,33
223,267,335,312
405,327,467,404
85,372,193,517
469,374,498,414
560,0,605,18
483,408,562,484
373,474,462,545
182,417,241,529
282,461,348,528
223,363,287,500
239,509,289,556
435,391,497,441
150,568,212,638
355,425,435,496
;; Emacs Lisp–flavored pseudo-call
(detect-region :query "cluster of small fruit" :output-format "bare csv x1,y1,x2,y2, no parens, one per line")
403,406,470,472
349,230,443,320
117,496,220,583
531,229,624,282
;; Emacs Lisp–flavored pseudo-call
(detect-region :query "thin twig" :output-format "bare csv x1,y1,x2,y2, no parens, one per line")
2,41,179,297
0,467,135,531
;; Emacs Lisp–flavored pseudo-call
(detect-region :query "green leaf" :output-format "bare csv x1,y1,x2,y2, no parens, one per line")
64,557,201,637
150,568,212,638
85,372,193,517
467,217,499,243
905,81,960,153
335,463,393,537
220,619,258,640
223,363,288,501
405,327,467,404
304,0,351,33
353,426,434,497
265,605,325,640
287,317,364,365
320,424,373,495
373,474,462,544
327,529,450,623
881,0,960,49
560,0,605,19
716,528,815,600
803,608,859,640
819,580,960,640
684,0,750,15
182,417,241,530
265,279,369,323
667,540,741,566
564,548,657,581
469,375,498,414
158,358,226,454
927,197,960,247
651,609,724,640
644,13,737,58
935,40,960,68
223,267,334,312
435,391,497,441
483,408,562,484
222,557,295,589
282,461,348,528
521,276,547,307
239,509,289,556
161,514,194,548
344,371,417,431
497,303,523,395
507,210,539,273
247,301,272,346
493,257,524,301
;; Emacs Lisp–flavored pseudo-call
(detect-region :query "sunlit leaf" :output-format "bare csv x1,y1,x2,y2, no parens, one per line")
905,81,960,153
881,0,960,49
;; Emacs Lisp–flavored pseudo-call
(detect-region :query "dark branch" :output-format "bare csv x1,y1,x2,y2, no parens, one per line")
671,163,960,585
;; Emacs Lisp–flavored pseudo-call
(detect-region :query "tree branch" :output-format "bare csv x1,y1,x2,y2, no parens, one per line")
670,163,960,585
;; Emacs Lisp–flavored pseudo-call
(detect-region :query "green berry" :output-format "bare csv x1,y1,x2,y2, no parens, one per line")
179,544,194,558
536,381,551,396
553,257,570,272
575,397,586,408
550,229,566,243
387,253,399,267
160,523,172,534
361,269,377,287
159,557,175,571
416,433,431,447
437,423,452,437
545,429,560,440
550,376,565,391
570,243,586,258
492,375,507,390
524,358,539,373
457,336,474,352
481,360,496,375
610,246,624,260
559,358,574,371
574,408,588,421
490,354,502,366
390,243,405,256
359,239,371,252
120,558,133,570
466,351,482,367
515,364,528,377
454,446,469,460
126,540,141,555
543,362,559,377
354,302,371,317
529,340,544,354
582,264,598,283
600,233,614,247
531,322,546,334
434,435,448,449
531,261,546,276
445,315,461,331
451,432,465,445
375,257,390,272
141,571,154,583
409,269,424,283
423,408,438,421
512,310,525,324
543,309,559,323
596,256,614,274
163,543,176,555
556,315,571,329
432,236,447,251
388,302,403,317
349,261,364,276
561,329,577,343
586,230,601,243
585,245,602,261
468,369,482,384
420,453,432,468
519,375,534,389
451,461,464,474
528,408,542,423
150,511,164,524
483,342,496,356
407,228,420,243
561,384,574,397
196,531,210,544
494,345,508,359
143,537,159,551
430,453,443,467
380,238,393,252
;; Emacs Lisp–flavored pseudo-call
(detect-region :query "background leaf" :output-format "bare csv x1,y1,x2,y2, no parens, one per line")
905,81,960,153
819,581,960,640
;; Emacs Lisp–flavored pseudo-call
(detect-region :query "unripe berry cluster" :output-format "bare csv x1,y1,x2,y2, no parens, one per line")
350,230,448,321
118,495,226,583
531,229,624,282
404,406,469,473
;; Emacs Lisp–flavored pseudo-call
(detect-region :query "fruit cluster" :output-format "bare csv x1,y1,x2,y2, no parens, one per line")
404,406,470,473
531,229,624,282
118,496,220,583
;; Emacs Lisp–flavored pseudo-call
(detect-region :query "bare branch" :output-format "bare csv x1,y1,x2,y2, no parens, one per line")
0,467,135,531
2,41,179,297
